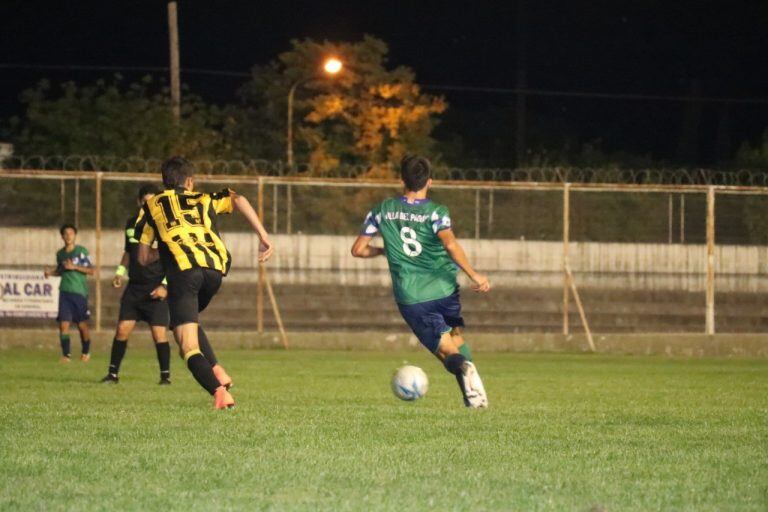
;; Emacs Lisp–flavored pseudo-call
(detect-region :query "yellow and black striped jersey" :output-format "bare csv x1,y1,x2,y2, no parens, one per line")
138,187,234,275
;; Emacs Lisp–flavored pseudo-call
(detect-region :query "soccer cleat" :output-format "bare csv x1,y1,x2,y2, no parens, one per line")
60,356,72,364
158,377,172,385
100,373,119,384
212,364,233,390
458,361,488,409
213,386,235,410
80,353,91,362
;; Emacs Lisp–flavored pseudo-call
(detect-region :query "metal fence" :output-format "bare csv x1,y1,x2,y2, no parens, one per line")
3,155,768,185
2,168,768,337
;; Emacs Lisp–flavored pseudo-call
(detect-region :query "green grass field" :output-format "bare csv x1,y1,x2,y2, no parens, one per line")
0,348,766,511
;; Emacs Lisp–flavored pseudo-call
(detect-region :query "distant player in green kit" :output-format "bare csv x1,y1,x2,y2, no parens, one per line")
44,224,94,363
351,156,490,408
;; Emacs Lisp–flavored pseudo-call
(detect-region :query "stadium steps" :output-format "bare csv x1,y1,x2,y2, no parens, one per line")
7,282,768,333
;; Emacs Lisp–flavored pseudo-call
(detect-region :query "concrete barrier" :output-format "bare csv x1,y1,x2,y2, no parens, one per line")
3,329,767,357
5,228,768,333
5,227,768,291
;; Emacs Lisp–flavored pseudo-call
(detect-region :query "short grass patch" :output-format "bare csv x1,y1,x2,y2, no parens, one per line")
1,348,766,511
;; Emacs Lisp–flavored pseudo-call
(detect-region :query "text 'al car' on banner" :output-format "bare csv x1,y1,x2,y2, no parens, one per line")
0,269,60,318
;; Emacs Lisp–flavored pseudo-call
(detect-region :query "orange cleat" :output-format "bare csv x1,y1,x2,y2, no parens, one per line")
80,354,91,362
213,386,235,410
60,356,71,364
212,364,233,389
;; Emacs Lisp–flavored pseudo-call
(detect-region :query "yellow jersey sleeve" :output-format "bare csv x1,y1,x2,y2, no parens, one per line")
210,188,235,215
138,205,157,245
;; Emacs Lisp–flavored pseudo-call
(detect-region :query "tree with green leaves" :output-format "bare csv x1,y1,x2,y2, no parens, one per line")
226,36,447,173
7,76,225,161
735,130,768,170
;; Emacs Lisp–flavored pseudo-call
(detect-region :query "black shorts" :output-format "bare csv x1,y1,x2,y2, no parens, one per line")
166,267,222,328
118,285,170,327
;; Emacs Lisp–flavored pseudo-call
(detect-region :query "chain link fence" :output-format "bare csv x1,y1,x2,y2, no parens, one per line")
4,154,768,185
2,169,768,337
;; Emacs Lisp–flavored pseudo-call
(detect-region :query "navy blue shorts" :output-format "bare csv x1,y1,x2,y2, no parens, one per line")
57,291,90,323
397,291,465,353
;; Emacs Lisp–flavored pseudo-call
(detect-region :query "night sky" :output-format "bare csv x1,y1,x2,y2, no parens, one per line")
2,0,767,166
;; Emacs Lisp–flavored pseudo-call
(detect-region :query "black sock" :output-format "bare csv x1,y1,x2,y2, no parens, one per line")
81,339,91,355
444,353,467,376
60,334,71,357
444,353,469,397
197,327,218,366
108,339,127,375
156,342,171,378
186,352,221,395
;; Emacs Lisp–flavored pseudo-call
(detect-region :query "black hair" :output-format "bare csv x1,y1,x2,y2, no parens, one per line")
161,156,195,189
400,155,431,192
60,223,77,235
137,183,161,200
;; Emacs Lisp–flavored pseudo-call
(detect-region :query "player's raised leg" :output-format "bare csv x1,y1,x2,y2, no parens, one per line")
198,326,232,389
174,321,233,409
450,327,473,361
165,267,233,409
101,320,136,383
192,268,233,389
435,332,487,408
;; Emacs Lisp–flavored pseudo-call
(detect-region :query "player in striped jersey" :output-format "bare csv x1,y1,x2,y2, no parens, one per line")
137,156,273,409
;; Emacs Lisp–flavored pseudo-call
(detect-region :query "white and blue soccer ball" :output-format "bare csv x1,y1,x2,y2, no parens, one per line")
391,365,429,401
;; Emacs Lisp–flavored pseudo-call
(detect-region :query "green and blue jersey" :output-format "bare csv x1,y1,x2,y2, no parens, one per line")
55,245,91,298
362,197,457,305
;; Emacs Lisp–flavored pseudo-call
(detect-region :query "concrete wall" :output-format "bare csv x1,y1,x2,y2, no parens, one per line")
5,228,768,333
4,227,768,291
3,329,767,357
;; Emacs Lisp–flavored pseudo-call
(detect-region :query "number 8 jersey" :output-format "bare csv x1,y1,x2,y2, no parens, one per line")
138,187,235,275
362,197,458,305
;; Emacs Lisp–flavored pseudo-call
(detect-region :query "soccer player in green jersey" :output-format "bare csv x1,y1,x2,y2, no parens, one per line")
351,156,490,408
44,224,94,363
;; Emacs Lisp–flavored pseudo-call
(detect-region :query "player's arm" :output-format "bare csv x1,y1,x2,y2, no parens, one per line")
137,204,160,266
230,192,274,262
63,261,94,275
352,209,383,258
112,251,130,287
351,235,385,258
437,229,490,292
62,257,95,275
150,278,168,299
45,253,64,277
44,264,61,278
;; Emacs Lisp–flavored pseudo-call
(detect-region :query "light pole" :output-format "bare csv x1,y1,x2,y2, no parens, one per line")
167,1,181,124
286,57,343,169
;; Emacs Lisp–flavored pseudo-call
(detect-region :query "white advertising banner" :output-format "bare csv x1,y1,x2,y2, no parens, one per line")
0,269,60,318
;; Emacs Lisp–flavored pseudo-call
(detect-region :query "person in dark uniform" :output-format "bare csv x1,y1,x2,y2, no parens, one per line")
100,184,172,384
